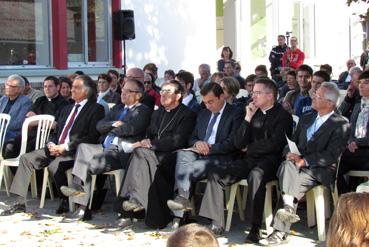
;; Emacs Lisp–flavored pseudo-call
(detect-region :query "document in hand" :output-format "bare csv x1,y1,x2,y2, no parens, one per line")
285,134,301,155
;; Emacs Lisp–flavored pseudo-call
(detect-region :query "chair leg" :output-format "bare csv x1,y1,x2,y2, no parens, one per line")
190,197,196,216
3,166,12,196
0,165,4,191
40,168,49,208
48,178,54,200
306,190,316,227
236,187,245,221
30,171,37,198
313,186,326,241
89,175,97,210
225,183,238,232
241,186,248,211
66,169,75,212
264,184,274,235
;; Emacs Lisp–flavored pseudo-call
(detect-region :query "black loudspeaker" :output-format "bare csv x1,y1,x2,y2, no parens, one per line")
113,10,135,40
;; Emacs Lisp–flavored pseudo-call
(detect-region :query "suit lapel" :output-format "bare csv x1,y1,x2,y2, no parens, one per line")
215,103,231,141
298,112,317,148
71,101,91,130
309,113,335,142
201,110,212,140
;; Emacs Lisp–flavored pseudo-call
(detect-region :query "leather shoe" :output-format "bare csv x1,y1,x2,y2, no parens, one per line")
245,225,261,243
55,199,69,215
115,218,133,229
259,230,288,246
62,207,91,223
0,203,26,216
208,223,224,237
167,196,192,211
276,204,300,224
60,186,86,197
122,198,144,212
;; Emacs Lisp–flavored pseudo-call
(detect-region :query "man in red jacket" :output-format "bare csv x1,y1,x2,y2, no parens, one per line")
282,36,304,70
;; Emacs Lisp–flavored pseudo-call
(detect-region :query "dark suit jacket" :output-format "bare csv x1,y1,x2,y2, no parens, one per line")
50,100,105,154
294,111,350,187
96,103,152,144
189,103,243,156
187,95,202,114
235,103,293,163
102,90,121,104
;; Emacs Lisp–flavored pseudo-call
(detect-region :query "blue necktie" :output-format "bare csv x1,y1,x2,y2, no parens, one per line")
306,116,321,141
204,112,220,142
103,107,129,148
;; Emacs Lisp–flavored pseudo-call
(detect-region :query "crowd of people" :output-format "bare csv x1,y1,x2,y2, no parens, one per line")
0,34,369,246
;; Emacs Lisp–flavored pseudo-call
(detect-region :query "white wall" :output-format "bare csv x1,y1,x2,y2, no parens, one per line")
121,0,217,77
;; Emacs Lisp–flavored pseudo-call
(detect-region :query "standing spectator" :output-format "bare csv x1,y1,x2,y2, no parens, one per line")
282,36,305,70
217,46,236,72
22,76,43,103
269,35,288,76
193,64,211,92
360,41,369,70
338,59,356,89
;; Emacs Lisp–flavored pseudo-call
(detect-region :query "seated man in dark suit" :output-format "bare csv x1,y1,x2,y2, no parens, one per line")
259,82,350,246
166,82,243,226
59,78,152,222
337,70,369,193
197,78,293,242
0,74,32,158
0,75,105,216
114,80,196,228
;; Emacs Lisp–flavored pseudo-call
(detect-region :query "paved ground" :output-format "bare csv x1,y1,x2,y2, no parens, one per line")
0,189,327,246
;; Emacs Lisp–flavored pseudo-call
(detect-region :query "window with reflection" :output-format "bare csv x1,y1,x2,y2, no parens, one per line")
0,0,51,66
67,0,110,64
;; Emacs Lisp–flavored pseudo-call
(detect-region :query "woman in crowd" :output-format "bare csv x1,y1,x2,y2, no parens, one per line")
144,72,161,107
217,46,235,72
59,77,73,103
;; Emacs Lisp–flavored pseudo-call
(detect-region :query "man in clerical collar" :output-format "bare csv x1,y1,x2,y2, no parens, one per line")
114,80,196,229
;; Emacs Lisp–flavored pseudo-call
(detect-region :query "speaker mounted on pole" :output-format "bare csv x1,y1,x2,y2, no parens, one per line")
113,10,135,40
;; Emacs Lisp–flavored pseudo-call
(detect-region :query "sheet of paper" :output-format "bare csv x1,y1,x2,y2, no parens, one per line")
285,134,301,155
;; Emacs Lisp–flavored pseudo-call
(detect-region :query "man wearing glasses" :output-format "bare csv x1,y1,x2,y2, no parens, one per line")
194,78,292,243
60,78,152,222
114,80,196,229
0,74,32,158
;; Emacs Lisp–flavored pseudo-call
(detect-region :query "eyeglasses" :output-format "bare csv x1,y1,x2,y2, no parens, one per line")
251,91,270,96
160,89,176,95
122,88,140,94
144,81,152,85
5,83,18,89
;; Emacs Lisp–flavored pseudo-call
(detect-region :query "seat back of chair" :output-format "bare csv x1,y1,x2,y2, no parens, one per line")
0,113,11,159
18,115,55,159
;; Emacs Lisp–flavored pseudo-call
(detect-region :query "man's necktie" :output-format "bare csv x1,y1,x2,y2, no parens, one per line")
103,107,129,148
204,112,220,142
306,116,321,141
59,104,80,144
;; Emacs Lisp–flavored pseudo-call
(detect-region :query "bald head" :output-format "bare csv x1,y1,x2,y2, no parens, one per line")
126,68,144,83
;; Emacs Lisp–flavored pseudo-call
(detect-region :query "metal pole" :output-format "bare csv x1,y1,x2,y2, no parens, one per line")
123,40,127,75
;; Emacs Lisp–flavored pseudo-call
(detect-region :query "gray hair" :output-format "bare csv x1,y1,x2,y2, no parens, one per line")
321,81,340,105
199,64,211,73
349,66,362,75
7,74,25,89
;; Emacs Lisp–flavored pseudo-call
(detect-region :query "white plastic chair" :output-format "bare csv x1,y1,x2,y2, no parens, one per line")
0,115,55,198
356,180,369,192
225,179,279,234
305,184,336,242
88,169,125,209
0,114,11,190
